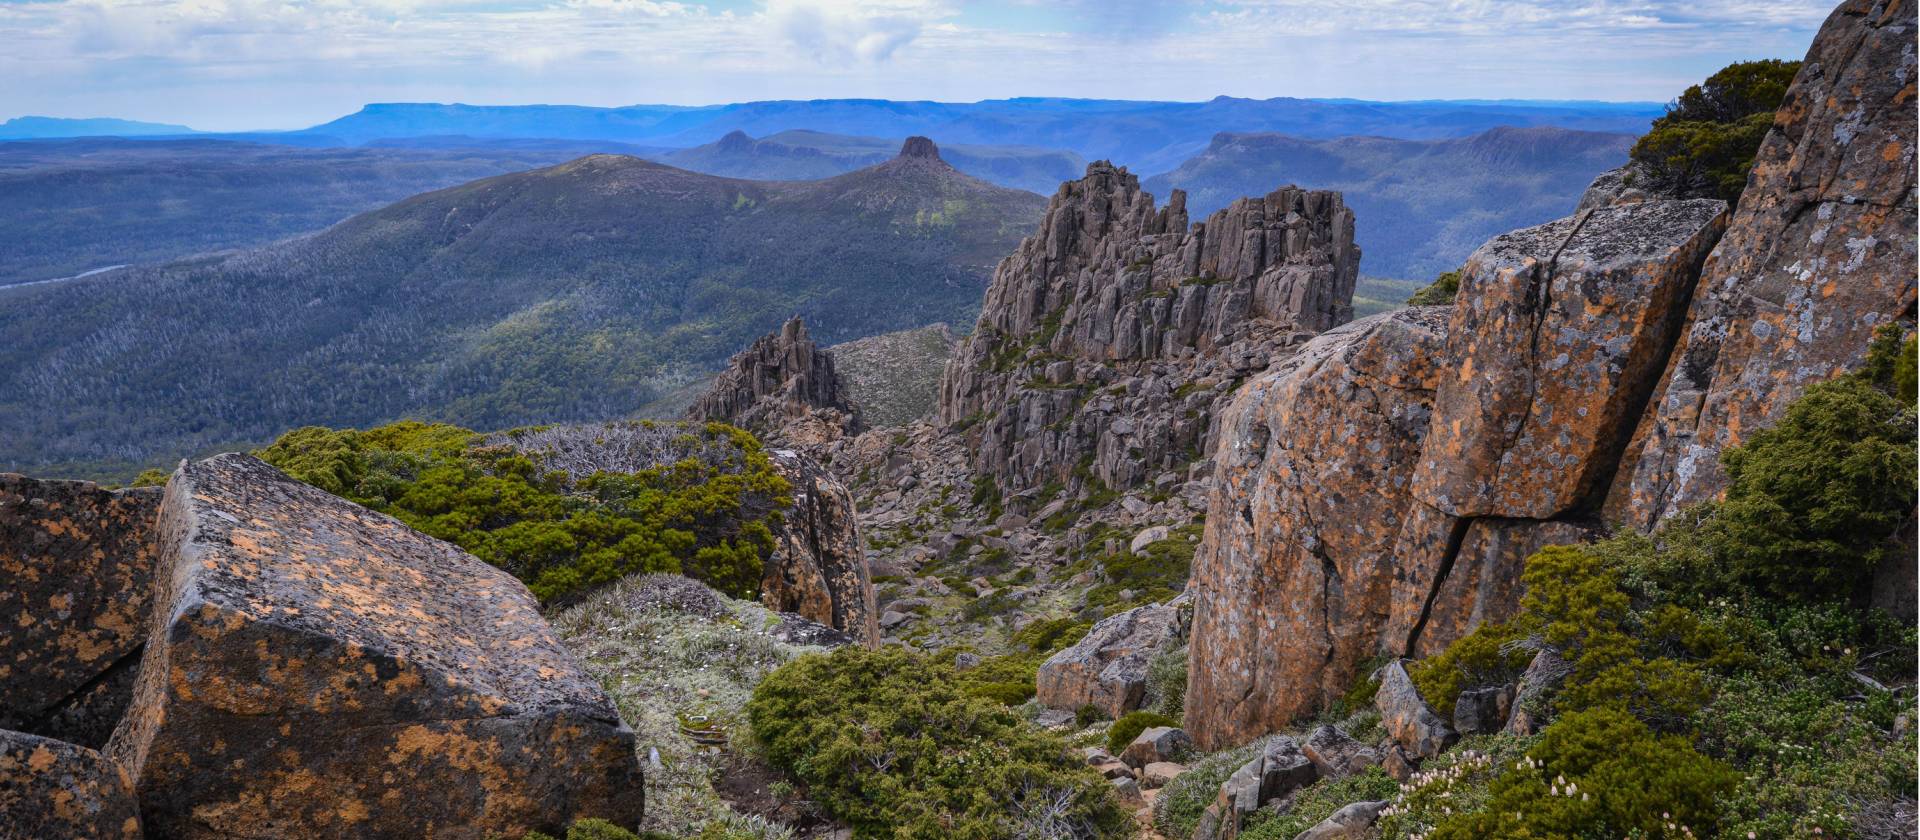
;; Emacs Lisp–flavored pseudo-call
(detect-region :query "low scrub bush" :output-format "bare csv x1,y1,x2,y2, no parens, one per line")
747,646,1130,839
1106,711,1179,755
260,419,790,603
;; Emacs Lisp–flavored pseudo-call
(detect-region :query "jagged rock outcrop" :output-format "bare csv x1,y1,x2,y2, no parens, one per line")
937,162,1358,494
1187,197,1729,748
688,316,863,446
762,450,879,647
108,454,643,839
1613,0,1918,527
0,476,161,749
0,728,142,839
1035,601,1182,717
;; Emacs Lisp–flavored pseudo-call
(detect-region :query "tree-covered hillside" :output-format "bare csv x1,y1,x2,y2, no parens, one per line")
0,149,1045,479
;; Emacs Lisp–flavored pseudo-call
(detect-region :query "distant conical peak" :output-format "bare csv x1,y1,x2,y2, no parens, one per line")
718,130,755,150
898,136,940,160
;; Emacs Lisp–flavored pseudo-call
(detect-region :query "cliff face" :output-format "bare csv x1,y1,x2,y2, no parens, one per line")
688,316,864,446
937,162,1358,494
1186,198,1727,747
1612,0,1918,527
1184,0,1915,750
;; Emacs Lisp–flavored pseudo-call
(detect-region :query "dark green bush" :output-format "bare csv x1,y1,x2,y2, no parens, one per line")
1431,708,1738,840
1106,710,1179,755
259,420,790,604
1405,269,1461,306
1709,326,1917,602
746,646,1129,839
1629,59,1801,202
1408,622,1530,718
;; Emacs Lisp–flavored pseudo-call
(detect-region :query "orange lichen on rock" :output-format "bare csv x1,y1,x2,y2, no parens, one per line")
106,454,643,839
0,727,142,839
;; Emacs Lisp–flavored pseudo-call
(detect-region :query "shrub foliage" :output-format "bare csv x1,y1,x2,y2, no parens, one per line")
746,646,1130,839
1628,59,1801,202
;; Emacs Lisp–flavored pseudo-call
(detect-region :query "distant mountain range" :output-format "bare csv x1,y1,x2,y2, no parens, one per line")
0,140,1046,478
300,98,1661,172
6,95,1662,173
0,116,196,139
1147,126,1636,279
656,130,1085,194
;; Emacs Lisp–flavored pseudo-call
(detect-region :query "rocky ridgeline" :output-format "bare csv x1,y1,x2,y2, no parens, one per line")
1,457,645,838
687,316,863,447
683,318,880,645
1185,0,1915,750
937,162,1358,495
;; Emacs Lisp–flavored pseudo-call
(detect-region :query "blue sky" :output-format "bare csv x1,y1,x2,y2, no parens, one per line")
0,0,1837,131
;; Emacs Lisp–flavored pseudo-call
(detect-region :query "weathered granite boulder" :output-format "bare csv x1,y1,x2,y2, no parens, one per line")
1036,601,1181,717
107,455,644,839
0,728,141,840
1187,197,1731,748
1453,684,1515,735
762,451,878,646
1185,308,1452,747
1302,724,1379,779
1120,726,1192,769
0,475,161,749
1294,800,1389,840
1374,661,1457,760
1614,0,1918,528
1254,736,1317,803
938,161,1356,495
1140,761,1185,789
688,316,864,446
1410,198,1728,520
1505,649,1572,736
1203,736,1316,840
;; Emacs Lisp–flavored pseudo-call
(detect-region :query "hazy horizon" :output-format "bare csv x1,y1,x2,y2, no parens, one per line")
0,0,1834,132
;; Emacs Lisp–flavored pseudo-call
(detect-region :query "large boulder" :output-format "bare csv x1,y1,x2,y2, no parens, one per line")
0,475,161,749
1374,661,1458,760
0,728,141,840
1120,726,1192,769
1294,800,1389,840
1186,196,1730,749
1614,0,1918,528
107,455,643,839
1185,308,1452,748
1035,601,1181,717
1302,724,1379,779
761,451,879,646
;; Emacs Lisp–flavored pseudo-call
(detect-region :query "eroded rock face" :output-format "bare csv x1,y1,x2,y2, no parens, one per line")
1187,198,1729,749
1185,308,1452,748
762,451,878,647
1374,661,1458,760
0,476,161,749
1614,0,1918,527
0,728,141,840
1036,601,1181,717
108,454,643,839
689,316,863,447
938,161,1357,495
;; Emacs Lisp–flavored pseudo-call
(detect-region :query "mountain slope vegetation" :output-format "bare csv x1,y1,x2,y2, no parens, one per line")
0,147,1045,478
1146,125,1634,279
0,138,608,285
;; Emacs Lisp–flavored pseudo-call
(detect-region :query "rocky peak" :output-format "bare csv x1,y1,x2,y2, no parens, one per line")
898,135,941,160
936,161,1357,495
1183,0,1916,750
688,316,863,446
716,129,756,152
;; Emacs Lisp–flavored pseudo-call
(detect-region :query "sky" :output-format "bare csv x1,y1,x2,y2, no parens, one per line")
0,0,1838,131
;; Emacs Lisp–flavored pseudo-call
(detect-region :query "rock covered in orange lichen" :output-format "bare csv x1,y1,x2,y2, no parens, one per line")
106,454,643,839
0,475,160,748
761,450,879,646
1613,0,1918,528
0,727,142,840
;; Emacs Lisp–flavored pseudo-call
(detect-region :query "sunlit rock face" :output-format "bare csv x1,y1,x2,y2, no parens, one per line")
107,454,644,839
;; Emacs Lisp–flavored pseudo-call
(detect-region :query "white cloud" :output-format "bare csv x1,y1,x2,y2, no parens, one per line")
763,0,944,63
